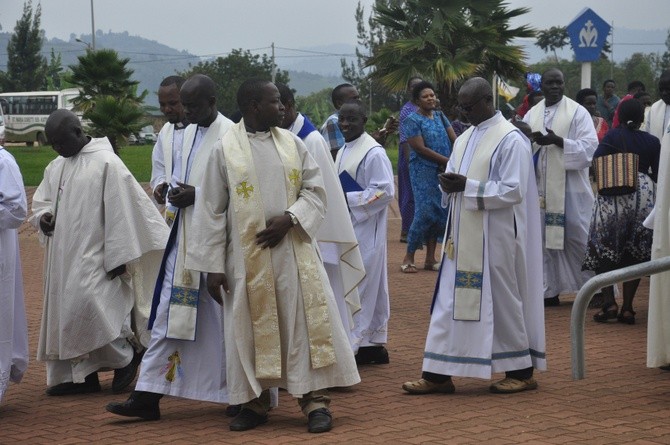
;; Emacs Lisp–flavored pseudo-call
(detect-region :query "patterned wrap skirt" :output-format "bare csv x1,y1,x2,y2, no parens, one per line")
583,172,655,273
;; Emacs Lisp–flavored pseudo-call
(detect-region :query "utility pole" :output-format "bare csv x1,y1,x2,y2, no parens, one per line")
271,42,276,83
90,0,96,50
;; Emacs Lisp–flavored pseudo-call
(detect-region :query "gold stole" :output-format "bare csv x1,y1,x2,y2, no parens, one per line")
529,98,578,250
449,121,516,320
223,122,335,379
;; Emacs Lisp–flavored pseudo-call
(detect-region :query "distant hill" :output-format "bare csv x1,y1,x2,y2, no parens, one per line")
1,27,665,106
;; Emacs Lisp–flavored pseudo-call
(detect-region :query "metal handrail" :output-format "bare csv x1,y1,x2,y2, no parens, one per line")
571,256,670,380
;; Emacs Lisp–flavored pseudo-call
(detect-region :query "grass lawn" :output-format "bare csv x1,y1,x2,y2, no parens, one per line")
7,144,154,186
8,140,400,187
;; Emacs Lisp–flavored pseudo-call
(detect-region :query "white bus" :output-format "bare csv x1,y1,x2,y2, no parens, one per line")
0,89,80,146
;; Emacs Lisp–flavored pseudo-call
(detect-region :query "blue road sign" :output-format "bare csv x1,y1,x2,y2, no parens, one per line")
566,8,611,62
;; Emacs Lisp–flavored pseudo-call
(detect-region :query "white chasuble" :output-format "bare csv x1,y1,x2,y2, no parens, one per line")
186,122,360,404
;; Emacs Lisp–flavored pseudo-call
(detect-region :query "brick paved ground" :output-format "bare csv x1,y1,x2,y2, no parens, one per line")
3,187,670,444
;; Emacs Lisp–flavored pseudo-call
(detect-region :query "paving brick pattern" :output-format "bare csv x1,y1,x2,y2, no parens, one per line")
3,186,670,444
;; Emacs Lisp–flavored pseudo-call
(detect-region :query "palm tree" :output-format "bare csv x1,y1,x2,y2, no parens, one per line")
85,95,147,154
65,49,148,151
366,0,534,107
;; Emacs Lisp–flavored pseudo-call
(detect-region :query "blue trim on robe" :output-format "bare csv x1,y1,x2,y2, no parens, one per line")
148,210,180,329
425,348,544,365
297,114,318,140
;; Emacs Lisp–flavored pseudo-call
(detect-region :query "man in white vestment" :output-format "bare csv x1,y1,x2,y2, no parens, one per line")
320,83,360,160
643,70,670,140
186,79,360,434
335,100,394,365
106,75,234,420
30,110,169,396
0,146,29,403
149,75,189,214
647,130,670,369
403,77,546,395
523,68,598,306
277,83,365,350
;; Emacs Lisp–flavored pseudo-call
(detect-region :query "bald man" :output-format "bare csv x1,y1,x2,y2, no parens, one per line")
403,77,546,395
107,74,236,420
30,109,169,396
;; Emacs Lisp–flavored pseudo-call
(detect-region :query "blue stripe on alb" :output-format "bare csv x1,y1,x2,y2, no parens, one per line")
424,352,492,366
425,348,545,365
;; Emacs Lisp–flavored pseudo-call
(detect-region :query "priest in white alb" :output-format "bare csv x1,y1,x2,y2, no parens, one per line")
0,146,29,404
523,68,598,306
643,70,670,140
277,83,365,349
335,100,394,365
106,74,236,420
403,78,546,395
186,79,360,434
30,110,169,396
647,131,670,369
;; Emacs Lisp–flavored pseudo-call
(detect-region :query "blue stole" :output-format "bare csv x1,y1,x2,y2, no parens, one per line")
148,210,180,329
297,115,318,140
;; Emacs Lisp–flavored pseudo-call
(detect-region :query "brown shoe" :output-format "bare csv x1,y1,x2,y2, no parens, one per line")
489,377,538,394
402,378,455,395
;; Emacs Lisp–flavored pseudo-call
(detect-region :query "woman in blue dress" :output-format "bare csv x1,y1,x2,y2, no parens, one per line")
401,81,456,273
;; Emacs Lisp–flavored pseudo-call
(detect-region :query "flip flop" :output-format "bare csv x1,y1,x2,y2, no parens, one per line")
424,263,440,271
400,263,418,273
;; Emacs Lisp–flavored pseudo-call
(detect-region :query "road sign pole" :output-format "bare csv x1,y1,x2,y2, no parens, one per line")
581,62,591,89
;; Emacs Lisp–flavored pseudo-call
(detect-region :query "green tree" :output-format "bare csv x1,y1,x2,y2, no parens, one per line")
660,30,670,72
66,49,148,152
0,0,48,91
85,96,146,153
535,25,611,65
46,48,63,90
536,26,569,63
179,49,290,117
66,49,146,113
365,0,534,108
296,88,333,126
340,1,403,112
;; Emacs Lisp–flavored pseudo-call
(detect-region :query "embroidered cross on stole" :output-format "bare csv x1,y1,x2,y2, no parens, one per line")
448,121,516,321
223,122,335,379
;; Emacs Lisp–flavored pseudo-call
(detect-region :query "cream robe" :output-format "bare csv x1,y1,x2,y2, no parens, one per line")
523,98,597,298
29,138,169,384
288,113,364,347
186,127,360,405
423,112,546,379
136,114,233,402
648,131,670,367
643,99,670,141
0,148,29,402
335,133,394,351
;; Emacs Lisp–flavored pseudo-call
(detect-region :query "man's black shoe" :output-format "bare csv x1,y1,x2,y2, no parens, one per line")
112,350,143,394
105,391,161,421
355,346,389,365
544,295,560,307
308,408,332,433
225,404,242,417
229,408,268,431
46,372,101,396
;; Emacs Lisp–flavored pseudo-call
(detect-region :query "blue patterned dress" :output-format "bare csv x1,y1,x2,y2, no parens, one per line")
404,111,452,254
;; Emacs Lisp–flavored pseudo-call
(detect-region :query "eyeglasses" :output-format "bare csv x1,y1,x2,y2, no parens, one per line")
456,95,489,113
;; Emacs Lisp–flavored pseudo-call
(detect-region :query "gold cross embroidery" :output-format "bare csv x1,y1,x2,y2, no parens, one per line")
289,169,301,186
236,181,254,199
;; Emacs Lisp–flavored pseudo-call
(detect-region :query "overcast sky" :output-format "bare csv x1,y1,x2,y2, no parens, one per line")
0,0,668,57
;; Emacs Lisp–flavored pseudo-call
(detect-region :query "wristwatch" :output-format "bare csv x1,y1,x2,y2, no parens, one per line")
286,212,298,226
